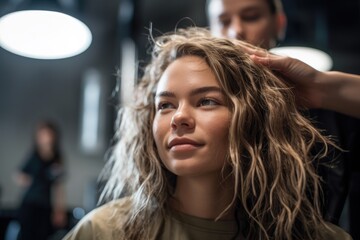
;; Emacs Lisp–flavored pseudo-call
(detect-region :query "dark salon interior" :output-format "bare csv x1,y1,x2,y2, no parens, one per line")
0,0,359,239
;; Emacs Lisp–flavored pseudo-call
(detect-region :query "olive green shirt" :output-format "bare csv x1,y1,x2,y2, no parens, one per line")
63,198,352,240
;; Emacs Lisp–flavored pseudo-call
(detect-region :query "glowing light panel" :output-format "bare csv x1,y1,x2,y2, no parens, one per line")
270,46,333,71
0,10,92,59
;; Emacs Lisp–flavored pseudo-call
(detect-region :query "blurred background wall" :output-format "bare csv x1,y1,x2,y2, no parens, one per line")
0,0,359,235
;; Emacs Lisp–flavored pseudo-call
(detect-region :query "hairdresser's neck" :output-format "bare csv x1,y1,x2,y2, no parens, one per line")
170,173,235,220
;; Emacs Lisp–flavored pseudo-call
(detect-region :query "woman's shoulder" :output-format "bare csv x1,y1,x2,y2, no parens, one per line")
320,222,353,240
63,197,132,240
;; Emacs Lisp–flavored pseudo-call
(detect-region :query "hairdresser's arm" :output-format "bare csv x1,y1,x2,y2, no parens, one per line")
253,54,360,118
237,41,360,118
316,71,360,118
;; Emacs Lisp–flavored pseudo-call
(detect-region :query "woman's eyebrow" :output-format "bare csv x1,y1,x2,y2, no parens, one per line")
155,91,175,98
190,86,222,96
155,86,222,98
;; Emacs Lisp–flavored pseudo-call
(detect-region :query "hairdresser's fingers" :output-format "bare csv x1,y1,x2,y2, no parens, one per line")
249,54,319,79
236,40,298,70
235,41,268,57
249,54,288,71
250,54,323,109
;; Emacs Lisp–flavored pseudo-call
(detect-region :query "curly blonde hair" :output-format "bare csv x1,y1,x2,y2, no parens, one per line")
100,27,332,239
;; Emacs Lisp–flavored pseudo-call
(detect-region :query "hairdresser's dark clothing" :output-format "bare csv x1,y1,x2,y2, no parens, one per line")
336,114,360,239
309,109,349,225
17,151,63,240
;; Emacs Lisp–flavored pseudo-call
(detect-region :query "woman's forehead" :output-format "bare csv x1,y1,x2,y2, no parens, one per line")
156,56,220,94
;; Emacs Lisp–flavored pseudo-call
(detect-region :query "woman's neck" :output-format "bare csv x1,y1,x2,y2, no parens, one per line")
170,174,236,220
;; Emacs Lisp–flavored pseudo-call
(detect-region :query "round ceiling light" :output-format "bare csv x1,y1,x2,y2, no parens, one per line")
270,46,333,71
0,10,92,59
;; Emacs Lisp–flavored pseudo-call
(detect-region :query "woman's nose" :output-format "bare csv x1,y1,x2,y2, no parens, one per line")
170,105,195,130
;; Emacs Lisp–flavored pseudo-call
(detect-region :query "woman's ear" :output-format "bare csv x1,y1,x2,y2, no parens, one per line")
276,13,287,41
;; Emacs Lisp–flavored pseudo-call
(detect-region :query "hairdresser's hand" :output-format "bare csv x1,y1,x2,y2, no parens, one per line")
237,42,324,109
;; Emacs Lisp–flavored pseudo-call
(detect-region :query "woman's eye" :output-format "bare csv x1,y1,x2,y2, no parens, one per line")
157,102,174,110
199,98,219,107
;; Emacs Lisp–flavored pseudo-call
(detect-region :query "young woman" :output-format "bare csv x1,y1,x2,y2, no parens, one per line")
64,27,351,240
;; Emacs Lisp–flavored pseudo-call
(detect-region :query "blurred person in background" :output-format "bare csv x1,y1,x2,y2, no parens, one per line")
16,120,66,240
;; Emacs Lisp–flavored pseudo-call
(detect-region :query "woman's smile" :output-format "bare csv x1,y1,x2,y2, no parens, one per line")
152,55,231,177
168,137,204,152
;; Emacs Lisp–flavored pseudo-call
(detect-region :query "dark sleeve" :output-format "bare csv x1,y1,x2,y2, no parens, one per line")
49,162,65,183
19,153,36,175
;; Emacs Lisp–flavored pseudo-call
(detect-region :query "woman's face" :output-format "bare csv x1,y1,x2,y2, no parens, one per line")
152,56,231,178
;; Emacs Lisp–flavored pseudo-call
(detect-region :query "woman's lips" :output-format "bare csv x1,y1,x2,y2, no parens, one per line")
168,138,203,151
